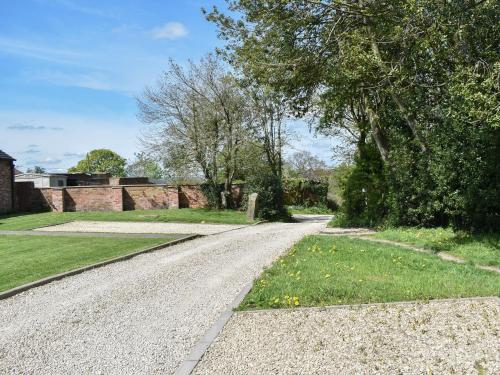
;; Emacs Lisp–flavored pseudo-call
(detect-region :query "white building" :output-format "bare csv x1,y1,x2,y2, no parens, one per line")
15,173,68,188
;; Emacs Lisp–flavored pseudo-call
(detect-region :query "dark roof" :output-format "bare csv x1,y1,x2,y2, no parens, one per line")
0,150,15,160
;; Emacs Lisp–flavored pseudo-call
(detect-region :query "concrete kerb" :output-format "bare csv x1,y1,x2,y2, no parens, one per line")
0,234,202,301
175,281,254,375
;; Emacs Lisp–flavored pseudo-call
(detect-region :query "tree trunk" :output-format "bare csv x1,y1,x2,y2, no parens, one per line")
363,95,390,162
368,31,427,153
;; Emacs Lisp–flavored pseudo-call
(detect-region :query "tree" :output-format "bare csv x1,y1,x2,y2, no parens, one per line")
126,152,164,179
68,149,126,177
138,55,250,208
286,151,329,181
208,0,500,231
26,166,46,174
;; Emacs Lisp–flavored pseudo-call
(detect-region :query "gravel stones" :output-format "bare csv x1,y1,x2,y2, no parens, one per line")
34,220,247,235
194,298,500,375
0,220,326,374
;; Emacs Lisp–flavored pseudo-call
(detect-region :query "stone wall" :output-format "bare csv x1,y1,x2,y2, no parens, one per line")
13,183,244,213
0,160,14,213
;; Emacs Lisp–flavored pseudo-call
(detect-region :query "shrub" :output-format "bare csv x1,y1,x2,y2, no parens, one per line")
337,142,387,227
200,183,223,209
243,172,290,221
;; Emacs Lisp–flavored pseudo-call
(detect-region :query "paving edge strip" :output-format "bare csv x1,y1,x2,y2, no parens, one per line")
0,234,202,301
174,281,254,375
175,295,500,375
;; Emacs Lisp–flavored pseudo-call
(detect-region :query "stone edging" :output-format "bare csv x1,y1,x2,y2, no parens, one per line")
174,281,254,375
0,234,201,301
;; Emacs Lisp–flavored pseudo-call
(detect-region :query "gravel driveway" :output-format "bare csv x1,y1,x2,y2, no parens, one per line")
0,219,327,374
35,220,247,235
194,298,500,374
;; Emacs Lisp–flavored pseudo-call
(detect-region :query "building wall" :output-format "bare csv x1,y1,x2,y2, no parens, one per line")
0,160,14,213
15,175,67,188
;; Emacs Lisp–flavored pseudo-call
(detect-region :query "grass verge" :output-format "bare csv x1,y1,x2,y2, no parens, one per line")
372,228,500,267
0,208,252,231
239,235,499,310
287,205,335,215
0,234,180,292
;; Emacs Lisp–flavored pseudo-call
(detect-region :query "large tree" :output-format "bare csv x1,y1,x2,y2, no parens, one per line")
138,55,249,208
68,149,126,177
207,0,500,230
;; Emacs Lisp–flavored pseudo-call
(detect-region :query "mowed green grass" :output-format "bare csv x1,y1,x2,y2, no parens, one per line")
0,235,177,292
0,208,252,231
372,228,500,267
239,235,500,310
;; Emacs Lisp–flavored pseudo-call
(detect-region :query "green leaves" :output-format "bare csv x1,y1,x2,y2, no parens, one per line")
68,149,126,177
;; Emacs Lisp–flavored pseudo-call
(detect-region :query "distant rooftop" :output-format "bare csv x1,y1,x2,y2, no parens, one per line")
0,150,15,160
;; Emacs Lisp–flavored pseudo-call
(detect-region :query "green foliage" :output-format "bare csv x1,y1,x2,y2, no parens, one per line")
68,149,126,177
287,204,334,215
209,0,500,233
244,171,289,221
336,143,387,227
283,178,328,207
238,235,500,310
200,183,223,209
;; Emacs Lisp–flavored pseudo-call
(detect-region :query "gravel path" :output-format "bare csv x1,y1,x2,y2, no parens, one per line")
0,220,327,374
195,298,500,375
35,220,247,235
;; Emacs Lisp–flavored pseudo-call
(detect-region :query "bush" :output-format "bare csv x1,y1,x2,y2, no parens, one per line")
200,183,223,209
243,172,290,221
337,142,387,228
283,178,329,207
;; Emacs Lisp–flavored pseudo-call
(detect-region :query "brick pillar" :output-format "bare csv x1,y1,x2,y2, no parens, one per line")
52,188,65,212
111,186,123,211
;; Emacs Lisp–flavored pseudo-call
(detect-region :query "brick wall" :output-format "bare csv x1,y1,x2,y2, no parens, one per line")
64,186,116,211
178,185,209,208
0,160,14,213
123,185,178,210
13,183,244,212
14,182,52,212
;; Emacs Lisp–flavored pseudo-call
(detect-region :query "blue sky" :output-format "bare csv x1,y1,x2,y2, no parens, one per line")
1,0,333,172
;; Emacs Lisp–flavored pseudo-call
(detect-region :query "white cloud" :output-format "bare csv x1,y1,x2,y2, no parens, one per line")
26,69,113,91
0,36,86,65
151,22,188,40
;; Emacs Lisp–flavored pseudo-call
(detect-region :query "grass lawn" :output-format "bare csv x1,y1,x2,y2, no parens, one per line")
287,205,334,215
372,228,500,267
0,234,179,292
239,235,500,310
0,208,252,231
